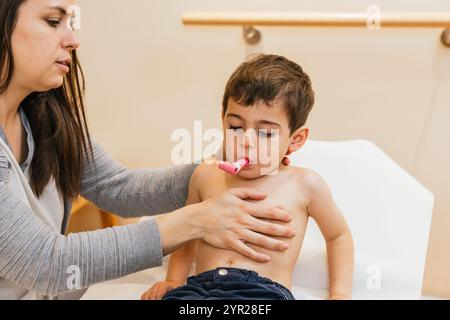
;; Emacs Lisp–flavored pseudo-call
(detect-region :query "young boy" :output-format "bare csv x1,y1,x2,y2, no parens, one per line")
141,54,353,300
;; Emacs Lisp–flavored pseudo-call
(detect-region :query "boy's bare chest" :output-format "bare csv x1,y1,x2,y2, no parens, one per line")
198,169,309,216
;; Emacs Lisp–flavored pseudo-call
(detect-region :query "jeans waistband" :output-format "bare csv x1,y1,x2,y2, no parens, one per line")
189,267,291,292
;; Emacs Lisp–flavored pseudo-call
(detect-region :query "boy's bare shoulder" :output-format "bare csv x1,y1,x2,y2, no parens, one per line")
286,166,331,198
189,159,221,189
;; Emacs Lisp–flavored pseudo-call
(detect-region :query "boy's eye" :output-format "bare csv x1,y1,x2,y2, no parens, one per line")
258,129,276,138
47,19,61,27
229,125,244,133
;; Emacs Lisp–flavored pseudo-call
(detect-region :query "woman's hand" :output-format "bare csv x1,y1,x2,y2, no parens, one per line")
156,187,296,263
188,188,296,262
141,280,182,300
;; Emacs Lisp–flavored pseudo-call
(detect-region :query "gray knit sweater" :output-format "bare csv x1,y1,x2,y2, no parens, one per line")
0,107,197,297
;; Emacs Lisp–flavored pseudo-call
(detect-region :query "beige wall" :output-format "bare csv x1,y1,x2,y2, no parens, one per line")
76,0,450,297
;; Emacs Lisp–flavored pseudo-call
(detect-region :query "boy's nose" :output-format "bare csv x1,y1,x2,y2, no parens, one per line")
243,129,257,149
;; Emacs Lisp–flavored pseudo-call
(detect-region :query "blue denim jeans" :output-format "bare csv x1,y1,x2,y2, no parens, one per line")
161,267,295,300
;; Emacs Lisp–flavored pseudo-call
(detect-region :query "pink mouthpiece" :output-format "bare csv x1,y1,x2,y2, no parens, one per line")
219,157,250,175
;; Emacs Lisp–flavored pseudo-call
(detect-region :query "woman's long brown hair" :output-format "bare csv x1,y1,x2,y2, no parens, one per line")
1,0,94,200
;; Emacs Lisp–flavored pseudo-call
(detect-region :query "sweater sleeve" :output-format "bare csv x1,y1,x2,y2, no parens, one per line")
0,179,163,297
80,141,197,217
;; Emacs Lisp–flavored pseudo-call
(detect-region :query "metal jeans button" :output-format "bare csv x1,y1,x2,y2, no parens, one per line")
218,269,228,276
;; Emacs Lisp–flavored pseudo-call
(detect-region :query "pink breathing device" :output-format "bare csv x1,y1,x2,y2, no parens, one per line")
219,157,250,175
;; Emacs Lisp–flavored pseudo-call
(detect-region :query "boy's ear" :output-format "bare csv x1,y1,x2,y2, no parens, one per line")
288,127,309,154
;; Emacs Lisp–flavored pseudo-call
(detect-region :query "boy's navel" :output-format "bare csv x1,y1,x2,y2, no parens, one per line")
226,259,234,266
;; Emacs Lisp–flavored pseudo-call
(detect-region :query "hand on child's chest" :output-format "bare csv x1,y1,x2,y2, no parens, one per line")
199,168,308,217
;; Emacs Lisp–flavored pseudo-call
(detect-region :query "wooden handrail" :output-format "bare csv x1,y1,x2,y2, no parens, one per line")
182,12,450,28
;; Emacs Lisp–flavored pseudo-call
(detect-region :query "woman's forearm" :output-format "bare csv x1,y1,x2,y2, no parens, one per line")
155,203,205,256
80,141,197,218
0,183,165,297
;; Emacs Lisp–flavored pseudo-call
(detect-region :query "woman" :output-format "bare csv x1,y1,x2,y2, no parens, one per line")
0,0,295,299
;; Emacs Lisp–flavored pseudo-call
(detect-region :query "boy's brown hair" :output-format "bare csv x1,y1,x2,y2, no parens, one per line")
222,54,315,134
